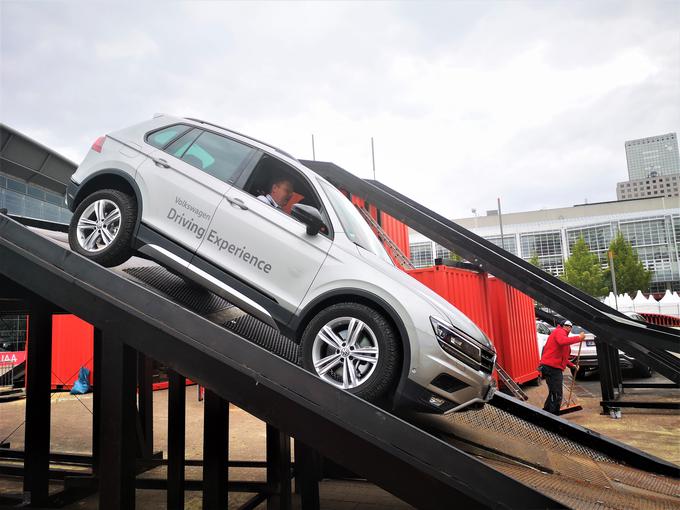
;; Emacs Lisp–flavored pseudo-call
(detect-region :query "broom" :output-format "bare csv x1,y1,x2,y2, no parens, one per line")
559,339,583,415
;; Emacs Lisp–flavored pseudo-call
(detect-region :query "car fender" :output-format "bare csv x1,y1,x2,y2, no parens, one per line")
71,168,144,238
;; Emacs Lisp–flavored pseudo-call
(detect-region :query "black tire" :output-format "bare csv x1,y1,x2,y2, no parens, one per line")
300,303,400,403
631,362,653,379
68,189,137,267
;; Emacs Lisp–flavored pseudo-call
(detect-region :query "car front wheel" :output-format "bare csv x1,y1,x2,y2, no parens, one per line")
301,303,400,403
68,189,137,267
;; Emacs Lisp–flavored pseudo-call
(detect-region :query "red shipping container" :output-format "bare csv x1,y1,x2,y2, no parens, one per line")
407,265,494,338
380,211,410,259
487,277,539,384
51,315,93,390
407,265,539,385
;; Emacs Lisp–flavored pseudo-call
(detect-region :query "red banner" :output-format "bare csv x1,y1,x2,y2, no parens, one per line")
0,350,26,365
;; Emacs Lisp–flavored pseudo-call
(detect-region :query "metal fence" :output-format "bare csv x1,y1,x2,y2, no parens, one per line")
0,361,15,388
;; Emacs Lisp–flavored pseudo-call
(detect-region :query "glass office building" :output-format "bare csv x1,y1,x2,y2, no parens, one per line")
0,171,72,223
410,197,680,293
625,133,679,180
0,124,75,224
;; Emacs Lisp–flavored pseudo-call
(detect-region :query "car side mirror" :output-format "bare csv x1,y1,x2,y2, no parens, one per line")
291,204,324,235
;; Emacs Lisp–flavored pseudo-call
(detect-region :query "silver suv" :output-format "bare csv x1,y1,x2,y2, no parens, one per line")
66,115,496,412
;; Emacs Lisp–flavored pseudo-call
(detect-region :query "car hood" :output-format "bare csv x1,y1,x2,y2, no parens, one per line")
357,249,494,350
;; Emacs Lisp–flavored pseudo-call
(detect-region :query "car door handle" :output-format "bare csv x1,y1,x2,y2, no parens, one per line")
226,196,248,210
153,157,170,168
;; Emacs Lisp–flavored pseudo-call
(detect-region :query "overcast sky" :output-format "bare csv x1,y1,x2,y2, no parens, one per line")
1,1,678,218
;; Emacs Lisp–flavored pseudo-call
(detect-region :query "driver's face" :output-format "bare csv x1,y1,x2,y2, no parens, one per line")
271,181,294,207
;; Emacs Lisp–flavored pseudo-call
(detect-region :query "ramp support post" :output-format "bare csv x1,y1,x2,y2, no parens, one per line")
202,389,229,509
266,424,292,509
92,329,102,476
98,335,137,510
22,298,52,506
137,352,154,459
597,341,623,413
167,370,186,510
294,441,321,510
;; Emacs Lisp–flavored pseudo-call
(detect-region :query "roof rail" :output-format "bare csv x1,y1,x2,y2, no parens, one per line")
184,117,297,160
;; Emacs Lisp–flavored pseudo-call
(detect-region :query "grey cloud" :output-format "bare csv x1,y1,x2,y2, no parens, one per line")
1,1,678,219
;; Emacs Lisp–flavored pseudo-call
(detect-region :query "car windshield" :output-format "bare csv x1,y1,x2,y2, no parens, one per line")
319,180,392,263
571,326,591,335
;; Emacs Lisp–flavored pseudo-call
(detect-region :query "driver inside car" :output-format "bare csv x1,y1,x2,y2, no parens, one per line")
257,178,294,210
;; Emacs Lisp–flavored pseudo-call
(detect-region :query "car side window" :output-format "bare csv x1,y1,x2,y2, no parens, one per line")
239,154,331,235
179,131,256,185
146,125,191,149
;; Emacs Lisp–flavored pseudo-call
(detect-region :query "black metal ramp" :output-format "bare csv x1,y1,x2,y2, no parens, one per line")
0,215,561,509
3,217,679,509
302,160,680,384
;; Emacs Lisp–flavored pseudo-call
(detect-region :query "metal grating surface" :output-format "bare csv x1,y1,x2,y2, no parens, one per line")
446,403,614,462
221,314,301,366
599,462,680,499
123,265,300,365
124,266,233,316
436,405,680,509
484,459,680,510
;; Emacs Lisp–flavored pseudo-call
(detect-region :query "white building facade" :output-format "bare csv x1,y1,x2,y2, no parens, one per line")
409,197,680,293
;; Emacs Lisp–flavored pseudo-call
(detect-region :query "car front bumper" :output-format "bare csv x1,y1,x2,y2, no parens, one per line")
402,327,496,414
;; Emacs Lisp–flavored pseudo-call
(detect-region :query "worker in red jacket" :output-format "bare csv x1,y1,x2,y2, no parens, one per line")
539,320,586,414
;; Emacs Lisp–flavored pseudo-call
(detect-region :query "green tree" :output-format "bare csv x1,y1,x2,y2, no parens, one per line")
528,254,541,268
604,232,651,294
448,250,463,262
561,237,608,297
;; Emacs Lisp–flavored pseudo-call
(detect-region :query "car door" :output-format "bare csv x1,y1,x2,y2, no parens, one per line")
135,125,257,253
195,156,332,313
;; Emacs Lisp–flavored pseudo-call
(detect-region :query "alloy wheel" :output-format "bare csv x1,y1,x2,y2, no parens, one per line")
76,199,122,253
311,316,379,389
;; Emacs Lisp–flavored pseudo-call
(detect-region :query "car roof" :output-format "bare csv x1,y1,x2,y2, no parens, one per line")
174,116,332,188
183,117,296,160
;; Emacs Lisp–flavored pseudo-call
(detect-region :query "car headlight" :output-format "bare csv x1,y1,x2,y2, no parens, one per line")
430,316,496,374
430,317,482,363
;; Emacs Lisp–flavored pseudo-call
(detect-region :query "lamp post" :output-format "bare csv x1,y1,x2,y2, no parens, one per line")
608,249,619,310
371,137,376,180
497,198,504,249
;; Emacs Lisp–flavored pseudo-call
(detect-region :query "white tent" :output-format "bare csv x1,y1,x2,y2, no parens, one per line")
659,290,680,317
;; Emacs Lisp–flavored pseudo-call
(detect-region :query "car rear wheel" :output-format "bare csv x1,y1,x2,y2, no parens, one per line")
301,303,400,403
68,189,137,267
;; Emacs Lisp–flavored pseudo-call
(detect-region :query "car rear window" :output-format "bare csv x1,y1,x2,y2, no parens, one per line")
165,128,202,158
146,125,191,149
